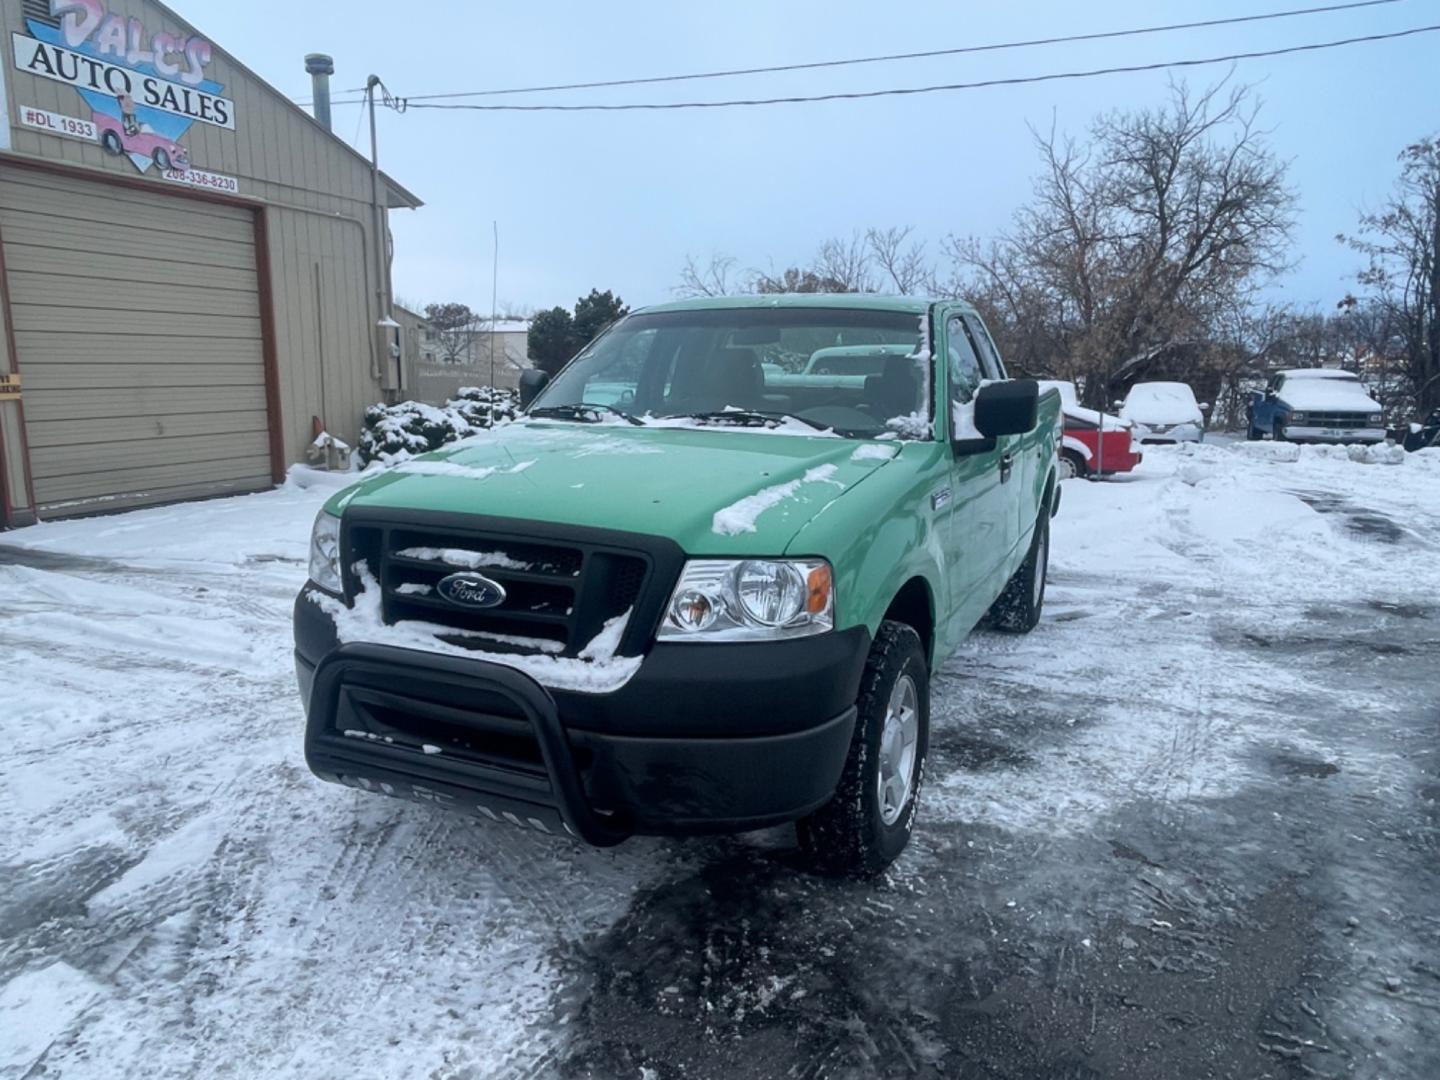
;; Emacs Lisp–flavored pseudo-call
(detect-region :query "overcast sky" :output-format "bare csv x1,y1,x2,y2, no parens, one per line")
185,0,1435,316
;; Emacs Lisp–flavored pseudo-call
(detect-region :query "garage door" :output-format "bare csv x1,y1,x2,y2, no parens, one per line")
0,167,274,517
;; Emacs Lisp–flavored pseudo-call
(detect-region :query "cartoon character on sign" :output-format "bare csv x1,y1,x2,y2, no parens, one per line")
25,2,222,176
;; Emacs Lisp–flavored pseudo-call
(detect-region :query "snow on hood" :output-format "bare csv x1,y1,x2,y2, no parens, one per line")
1277,376,1381,412
333,419,901,555
1119,383,1203,426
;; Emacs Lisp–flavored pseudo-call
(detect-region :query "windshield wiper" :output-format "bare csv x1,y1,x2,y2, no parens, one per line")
670,409,832,432
528,403,645,426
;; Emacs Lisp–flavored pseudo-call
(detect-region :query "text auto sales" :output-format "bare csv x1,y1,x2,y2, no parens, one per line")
12,34,234,129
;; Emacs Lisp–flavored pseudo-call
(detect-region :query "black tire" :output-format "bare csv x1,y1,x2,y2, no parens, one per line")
154,148,172,171
797,621,929,877
1246,423,1261,441
100,131,123,156
988,512,1050,634
1273,419,1287,443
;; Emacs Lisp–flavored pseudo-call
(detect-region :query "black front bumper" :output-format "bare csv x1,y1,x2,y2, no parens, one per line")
296,590,867,842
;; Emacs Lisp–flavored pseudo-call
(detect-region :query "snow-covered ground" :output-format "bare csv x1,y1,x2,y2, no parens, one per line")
3,444,1438,1079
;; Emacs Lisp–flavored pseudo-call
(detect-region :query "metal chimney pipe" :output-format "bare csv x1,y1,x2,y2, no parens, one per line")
305,53,335,132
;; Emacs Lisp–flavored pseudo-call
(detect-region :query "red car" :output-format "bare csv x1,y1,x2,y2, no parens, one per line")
1040,380,1143,480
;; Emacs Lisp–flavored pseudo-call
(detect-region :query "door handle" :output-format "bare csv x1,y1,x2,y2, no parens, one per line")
999,452,1014,483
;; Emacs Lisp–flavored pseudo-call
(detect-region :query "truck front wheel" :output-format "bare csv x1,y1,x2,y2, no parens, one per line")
797,621,929,877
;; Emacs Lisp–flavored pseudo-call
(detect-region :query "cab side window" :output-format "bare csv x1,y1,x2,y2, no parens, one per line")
946,316,984,404
963,314,1007,380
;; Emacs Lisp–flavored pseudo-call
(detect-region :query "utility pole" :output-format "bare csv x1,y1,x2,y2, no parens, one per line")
366,75,398,395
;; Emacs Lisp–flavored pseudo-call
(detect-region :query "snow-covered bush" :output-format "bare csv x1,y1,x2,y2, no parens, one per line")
358,387,519,467
447,386,519,430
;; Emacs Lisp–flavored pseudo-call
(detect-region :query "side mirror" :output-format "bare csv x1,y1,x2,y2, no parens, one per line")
974,380,1039,438
1112,399,1124,409
519,368,550,408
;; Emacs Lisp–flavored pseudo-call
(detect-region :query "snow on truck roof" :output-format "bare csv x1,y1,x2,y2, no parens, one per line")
1278,369,1358,380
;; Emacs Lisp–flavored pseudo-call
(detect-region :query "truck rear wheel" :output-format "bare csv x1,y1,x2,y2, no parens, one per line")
987,513,1049,634
797,621,928,877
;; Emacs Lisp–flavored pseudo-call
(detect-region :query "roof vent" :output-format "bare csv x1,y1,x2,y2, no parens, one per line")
305,53,335,132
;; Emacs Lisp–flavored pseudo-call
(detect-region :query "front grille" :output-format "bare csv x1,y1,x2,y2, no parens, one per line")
345,518,653,658
1303,412,1374,429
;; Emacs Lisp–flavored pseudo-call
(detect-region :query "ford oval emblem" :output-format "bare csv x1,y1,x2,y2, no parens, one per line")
436,572,507,609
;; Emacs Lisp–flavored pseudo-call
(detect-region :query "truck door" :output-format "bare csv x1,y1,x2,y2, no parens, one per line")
941,313,1012,633
963,314,1030,561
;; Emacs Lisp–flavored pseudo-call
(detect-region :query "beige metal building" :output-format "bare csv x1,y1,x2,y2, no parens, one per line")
0,0,419,525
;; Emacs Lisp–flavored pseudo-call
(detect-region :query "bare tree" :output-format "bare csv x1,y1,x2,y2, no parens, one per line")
812,232,875,293
948,79,1296,404
675,253,742,297
866,226,930,294
1342,136,1440,413
423,301,484,364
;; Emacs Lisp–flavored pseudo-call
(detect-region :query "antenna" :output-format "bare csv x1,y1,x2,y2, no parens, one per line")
489,220,499,426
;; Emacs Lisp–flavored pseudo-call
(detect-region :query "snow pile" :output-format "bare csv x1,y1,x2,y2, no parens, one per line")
310,566,640,694
1231,441,1302,463
358,386,519,466
1303,442,1406,466
711,465,842,536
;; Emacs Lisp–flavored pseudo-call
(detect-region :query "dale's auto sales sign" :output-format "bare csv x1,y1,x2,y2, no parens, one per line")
13,34,234,130
11,1,238,187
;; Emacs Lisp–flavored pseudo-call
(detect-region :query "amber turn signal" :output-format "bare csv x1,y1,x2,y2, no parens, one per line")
806,563,833,615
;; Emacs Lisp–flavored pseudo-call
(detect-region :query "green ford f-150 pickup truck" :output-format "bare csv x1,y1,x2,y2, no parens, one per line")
295,295,1061,874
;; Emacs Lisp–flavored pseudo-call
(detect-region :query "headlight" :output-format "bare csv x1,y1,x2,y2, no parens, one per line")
658,559,834,641
1369,413,1384,424
308,510,343,594
1289,412,1307,423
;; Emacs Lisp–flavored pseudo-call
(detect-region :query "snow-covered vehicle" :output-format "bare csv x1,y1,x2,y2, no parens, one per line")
1246,369,1386,444
295,295,1062,875
1039,380,1143,480
1118,381,1208,443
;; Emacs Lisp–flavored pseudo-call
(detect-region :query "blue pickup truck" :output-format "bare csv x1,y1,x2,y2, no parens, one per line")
1247,369,1386,444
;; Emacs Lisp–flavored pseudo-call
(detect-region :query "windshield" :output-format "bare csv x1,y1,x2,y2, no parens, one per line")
531,307,931,439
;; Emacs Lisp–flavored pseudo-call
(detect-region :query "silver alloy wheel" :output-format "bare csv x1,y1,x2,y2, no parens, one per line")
1032,524,1049,610
877,673,920,826
1057,454,1078,481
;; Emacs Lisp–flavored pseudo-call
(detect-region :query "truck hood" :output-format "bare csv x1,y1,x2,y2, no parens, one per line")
1279,381,1381,412
331,419,902,555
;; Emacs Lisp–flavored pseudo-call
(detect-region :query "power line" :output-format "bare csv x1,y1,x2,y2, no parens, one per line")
388,24,1438,113
300,0,1410,108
